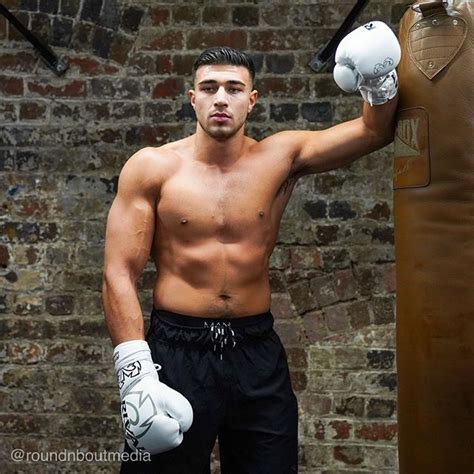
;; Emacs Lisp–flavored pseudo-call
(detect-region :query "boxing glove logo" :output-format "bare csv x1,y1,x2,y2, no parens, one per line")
118,361,142,389
121,390,158,449
374,58,395,75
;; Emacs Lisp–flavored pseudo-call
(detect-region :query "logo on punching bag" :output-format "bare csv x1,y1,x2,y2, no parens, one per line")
395,117,420,156
394,108,430,189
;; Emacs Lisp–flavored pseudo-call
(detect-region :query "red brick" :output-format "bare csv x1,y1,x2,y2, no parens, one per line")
261,5,290,27
27,80,86,98
152,77,184,98
83,102,110,121
382,263,396,293
150,6,170,26
203,6,229,25
302,310,329,343
250,30,313,51
46,295,74,316
271,293,296,320
128,53,157,75
287,277,318,314
0,52,36,72
334,445,364,465
0,245,9,267
333,269,357,301
172,6,199,25
330,420,351,439
8,342,45,364
19,102,47,120
325,304,350,333
156,54,173,74
299,393,332,416
0,414,45,434
16,200,49,218
44,342,71,363
290,246,322,270
286,347,307,368
0,76,23,95
364,201,391,220
125,125,182,147
68,57,120,76
290,370,307,391
257,77,309,97
141,30,184,50
186,30,247,50
172,54,196,75
110,34,135,65
274,320,306,345
96,128,122,144
347,300,370,329
25,247,39,264
355,422,397,441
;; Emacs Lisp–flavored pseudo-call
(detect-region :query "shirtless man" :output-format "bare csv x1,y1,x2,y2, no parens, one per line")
102,22,400,474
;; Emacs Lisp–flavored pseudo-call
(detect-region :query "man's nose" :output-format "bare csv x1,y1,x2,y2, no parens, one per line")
214,86,228,105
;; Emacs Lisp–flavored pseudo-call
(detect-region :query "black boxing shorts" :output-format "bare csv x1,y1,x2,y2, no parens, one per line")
120,308,298,474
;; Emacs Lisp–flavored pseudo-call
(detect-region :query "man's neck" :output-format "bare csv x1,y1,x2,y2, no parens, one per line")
192,126,247,169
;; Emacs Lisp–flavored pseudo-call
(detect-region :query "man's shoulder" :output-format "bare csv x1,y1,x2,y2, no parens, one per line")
125,142,184,175
128,143,181,164
118,142,185,197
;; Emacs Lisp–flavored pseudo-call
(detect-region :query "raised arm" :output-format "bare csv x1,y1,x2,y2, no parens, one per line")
268,21,400,177
102,148,158,346
287,95,399,176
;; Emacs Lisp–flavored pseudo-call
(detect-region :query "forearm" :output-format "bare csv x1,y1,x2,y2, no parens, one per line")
362,92,399,146
102,273,145,346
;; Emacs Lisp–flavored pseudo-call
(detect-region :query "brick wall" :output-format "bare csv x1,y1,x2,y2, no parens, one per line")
0,1,407,472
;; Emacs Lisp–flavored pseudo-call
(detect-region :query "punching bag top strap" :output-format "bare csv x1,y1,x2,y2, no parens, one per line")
412,1,447,16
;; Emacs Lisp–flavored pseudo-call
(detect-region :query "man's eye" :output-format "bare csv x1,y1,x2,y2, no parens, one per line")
228,89,240,93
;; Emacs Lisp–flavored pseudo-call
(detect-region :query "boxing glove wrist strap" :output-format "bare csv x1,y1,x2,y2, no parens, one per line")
113,339,160,396
359,70,398,106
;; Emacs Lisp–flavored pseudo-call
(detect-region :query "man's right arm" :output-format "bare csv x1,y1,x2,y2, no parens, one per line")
102,148,194,455
102,147,158,347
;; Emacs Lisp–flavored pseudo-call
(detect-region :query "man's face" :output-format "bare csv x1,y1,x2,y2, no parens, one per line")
188,64,258,141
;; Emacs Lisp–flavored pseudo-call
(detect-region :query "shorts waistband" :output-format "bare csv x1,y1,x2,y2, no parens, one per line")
152,308,273,328
148,308,274,360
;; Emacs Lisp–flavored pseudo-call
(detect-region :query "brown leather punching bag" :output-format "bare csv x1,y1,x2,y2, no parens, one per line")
394,1,474,473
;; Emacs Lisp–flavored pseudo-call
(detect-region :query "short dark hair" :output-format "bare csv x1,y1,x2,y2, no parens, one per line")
192,46,256,88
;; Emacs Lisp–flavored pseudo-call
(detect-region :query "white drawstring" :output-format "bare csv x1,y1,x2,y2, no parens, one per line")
204,321,237,360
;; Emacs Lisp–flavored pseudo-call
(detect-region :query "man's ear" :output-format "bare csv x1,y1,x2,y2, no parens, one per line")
187,89,195,109
248,89,258,113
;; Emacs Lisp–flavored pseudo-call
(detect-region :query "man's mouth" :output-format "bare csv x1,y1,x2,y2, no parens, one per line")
211,113,230,122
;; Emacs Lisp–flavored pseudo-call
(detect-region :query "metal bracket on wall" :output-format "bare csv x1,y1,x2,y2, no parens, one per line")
308,0,370,73
0,3,69,76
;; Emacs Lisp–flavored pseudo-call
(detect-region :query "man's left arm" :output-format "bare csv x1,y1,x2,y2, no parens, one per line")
279,21,401,176
289,96,398,176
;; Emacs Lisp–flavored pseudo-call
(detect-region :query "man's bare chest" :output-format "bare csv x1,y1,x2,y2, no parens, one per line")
156,161,295,239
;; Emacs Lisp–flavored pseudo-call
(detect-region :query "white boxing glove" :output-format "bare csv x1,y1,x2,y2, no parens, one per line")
333,21,401,106
113,340,193,454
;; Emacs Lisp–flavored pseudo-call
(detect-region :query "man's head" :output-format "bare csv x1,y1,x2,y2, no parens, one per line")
188,47,258,141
